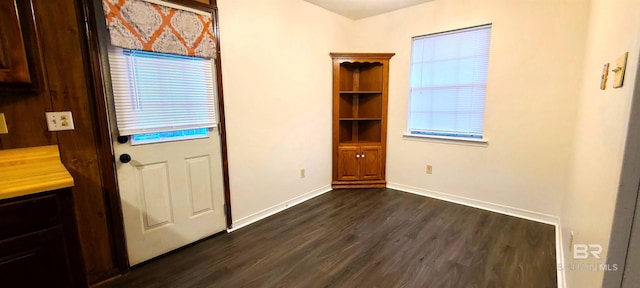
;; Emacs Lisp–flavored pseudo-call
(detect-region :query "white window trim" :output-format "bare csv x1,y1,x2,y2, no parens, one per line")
406,24,492,141
403,133,489,147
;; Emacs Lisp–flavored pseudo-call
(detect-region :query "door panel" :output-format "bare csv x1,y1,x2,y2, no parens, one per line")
116,133,226,265
338,146,359,181
185,155,215,217
360,146,382,180
136,162,173,230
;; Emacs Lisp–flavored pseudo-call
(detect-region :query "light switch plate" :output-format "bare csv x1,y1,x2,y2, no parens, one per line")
46,111,75,131
600,63,609,90
613,52,628,88
0,113,7,134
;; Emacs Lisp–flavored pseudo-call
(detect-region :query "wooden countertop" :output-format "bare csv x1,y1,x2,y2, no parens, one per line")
0,145,74,200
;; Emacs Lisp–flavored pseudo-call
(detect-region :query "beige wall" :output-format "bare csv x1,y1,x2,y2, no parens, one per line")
350,0,590,217
562,0,640,286
218,1,640,285
217,0,353,222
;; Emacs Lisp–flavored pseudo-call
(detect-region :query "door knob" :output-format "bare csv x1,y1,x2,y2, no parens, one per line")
362,154,365,158
356,154,360,158
119,154,132,163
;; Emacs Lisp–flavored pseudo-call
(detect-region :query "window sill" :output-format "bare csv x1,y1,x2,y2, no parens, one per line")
403,133,489,147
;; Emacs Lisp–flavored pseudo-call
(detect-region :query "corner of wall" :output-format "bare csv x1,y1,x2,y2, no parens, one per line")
560,0,640,286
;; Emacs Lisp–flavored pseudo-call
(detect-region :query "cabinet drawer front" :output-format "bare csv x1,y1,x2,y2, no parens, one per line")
0,193,60,239
0,227,71,287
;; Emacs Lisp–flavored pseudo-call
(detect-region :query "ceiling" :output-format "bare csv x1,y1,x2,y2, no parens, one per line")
303,0,434,20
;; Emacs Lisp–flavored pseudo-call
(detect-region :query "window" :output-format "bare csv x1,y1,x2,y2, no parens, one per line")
107,47,217,139
407,24,491,140
130,128,209,145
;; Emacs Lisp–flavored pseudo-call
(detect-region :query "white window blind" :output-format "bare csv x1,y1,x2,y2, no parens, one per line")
107,46,217,136
408,24,491,139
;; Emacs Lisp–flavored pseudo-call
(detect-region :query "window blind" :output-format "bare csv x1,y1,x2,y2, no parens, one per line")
408,25,491,139
107,46,217,136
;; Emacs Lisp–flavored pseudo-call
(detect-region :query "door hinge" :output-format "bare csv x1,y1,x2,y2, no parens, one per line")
223,204,226,215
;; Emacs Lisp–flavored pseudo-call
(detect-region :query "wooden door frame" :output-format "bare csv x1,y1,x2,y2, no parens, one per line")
77,0,233,274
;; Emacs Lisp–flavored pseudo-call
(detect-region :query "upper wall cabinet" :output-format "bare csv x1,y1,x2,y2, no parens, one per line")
0,0,41,91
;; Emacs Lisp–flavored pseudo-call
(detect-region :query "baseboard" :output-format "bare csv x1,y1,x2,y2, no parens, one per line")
388,182,565,287
227,184,332,233
556,222,567,288
387,182,559,225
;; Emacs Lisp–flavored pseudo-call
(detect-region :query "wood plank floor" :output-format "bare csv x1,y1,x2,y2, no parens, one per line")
97,188,557,288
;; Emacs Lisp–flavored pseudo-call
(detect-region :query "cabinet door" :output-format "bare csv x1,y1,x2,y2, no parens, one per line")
338,146,360,181
0,0,32,84
0,227,73,288
360,145,382,180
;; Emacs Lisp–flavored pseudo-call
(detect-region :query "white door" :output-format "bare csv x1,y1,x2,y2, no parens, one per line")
98,0,226,266
114,130,226,265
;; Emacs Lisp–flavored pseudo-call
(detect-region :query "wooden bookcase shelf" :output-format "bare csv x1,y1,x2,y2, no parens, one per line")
339,91,382,94
339,118,383,120
331,53,394,188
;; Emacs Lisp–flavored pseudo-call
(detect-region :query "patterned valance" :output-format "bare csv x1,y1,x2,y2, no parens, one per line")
102,0,216,59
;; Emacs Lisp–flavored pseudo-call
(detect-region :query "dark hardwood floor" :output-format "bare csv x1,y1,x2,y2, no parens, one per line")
97,188,557,288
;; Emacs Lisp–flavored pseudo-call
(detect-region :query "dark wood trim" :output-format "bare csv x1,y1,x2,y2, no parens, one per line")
57,188,90,287
77,0,130,277
163,0,214,12
212,6,233,228
329,53,396,62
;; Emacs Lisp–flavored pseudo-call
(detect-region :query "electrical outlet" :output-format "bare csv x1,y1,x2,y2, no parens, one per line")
570,231,575,252
300,168,305,178
426,165,433,174
46,111,75,131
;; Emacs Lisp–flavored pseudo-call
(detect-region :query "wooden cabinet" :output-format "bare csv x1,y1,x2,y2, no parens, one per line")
0,146,86,287
0,0,41,90
337,145,382,182
0,189,87,288
331,53,394,188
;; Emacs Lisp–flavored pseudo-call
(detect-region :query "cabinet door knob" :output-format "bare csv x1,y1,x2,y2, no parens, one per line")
362,154,366,158
119,154,132,163
356,154,360,158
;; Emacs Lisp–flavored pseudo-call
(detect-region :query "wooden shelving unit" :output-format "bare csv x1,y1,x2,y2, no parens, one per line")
331,53,394,188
